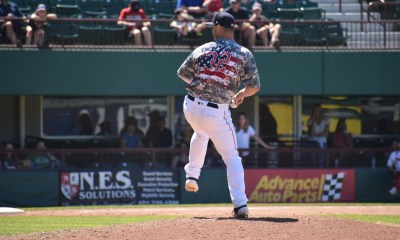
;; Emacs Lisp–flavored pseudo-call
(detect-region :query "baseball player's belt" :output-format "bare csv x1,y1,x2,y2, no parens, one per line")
187,94,219,109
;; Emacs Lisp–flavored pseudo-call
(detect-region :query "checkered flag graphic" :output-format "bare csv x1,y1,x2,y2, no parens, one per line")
321,172,345,201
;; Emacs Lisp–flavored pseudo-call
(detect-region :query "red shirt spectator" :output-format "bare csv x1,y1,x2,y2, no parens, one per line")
118,7,148,27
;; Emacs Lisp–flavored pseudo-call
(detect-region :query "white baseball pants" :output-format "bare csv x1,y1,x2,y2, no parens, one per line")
183,95,248,208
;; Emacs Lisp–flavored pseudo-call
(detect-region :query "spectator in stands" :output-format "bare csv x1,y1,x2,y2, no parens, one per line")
203,0,223,19
307,103,329,167
178,0,207,18
236,112,274,166
120,123,142,148
97,120,113,135
330,118,354,167
120,116,144,137
28,140,61,170
146,117,173,167
79,110,93,135
249,2,280,47
170,9,206,39
25,4,57,48
225,0,256,48
0,0,23,47
146,117,173,148
145,110,162,146
387,138,400,195
118,0,152,46
171,142,189,168
1,142,19,170
307,103,330,148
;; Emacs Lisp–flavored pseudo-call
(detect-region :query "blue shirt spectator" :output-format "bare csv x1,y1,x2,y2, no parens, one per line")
0,0,23,46
121,124,142,148
0,0,22,17
178,0,206,18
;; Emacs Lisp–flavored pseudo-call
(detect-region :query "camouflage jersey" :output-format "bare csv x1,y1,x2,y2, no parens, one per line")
177,38,260,104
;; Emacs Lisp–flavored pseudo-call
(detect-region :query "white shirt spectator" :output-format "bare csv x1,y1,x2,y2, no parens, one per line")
387,150,400,172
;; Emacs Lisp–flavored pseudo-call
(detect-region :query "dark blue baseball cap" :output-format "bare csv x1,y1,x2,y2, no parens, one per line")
207,12,235,29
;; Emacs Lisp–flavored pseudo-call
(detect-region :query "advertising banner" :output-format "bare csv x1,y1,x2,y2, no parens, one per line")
60,169,179,205
245,169,355,203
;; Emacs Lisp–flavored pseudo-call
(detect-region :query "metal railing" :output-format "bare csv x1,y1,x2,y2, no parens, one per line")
0,146,392,170
0,17,399,49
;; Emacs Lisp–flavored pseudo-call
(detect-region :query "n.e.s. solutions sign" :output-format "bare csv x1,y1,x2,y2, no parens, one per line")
60,169,179,205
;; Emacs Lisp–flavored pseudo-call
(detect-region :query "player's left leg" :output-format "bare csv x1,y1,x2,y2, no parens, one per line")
205,108,248,208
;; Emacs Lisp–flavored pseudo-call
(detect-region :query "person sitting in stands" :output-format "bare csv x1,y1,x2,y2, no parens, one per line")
0,0,23,47
1,142,19,170
120,123,142,148
118,0,152,46
249,2,280,47
330,118,354,167
26,4,57,47
225,0,256,48
170,9,206,39
178,0,207,18
29,140,61,170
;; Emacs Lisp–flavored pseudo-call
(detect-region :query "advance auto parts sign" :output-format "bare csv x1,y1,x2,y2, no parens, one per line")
245,169,355,203
60,169,179,205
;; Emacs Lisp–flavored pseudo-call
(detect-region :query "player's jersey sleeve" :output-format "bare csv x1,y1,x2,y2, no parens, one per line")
177,52,195,83
242,50,260,88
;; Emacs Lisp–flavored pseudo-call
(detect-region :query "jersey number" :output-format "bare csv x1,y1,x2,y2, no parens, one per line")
204,51,231,73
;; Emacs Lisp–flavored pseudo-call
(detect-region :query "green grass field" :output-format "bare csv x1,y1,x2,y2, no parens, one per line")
0,215,178,236
328,215,400,225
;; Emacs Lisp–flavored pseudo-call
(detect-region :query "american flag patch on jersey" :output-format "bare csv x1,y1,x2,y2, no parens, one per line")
321,172,345,201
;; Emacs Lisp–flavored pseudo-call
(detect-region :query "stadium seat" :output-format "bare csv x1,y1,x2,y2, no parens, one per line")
153,27,176,45
147,0,174,15
300,7,325,20
101,0,124,18
296,23,326,46
279,27,300,46
55,4,80,17
323,21,348,46
276,8,301,20
76,0,106,17
13,0,32,14
102,26,126,44
78,25,102,44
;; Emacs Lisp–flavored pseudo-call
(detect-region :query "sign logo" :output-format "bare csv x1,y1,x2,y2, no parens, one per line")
321,172,345,201
60,170,136,201
61,172,79,200
248,171,350,203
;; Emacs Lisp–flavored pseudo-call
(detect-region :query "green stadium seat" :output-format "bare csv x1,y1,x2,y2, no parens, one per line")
299,0,318,8
323,21,348,46
300,7,324,20
13,0,31,14
78,25,102,44
147,0,174,15
279,27,300,46
76,0,106,17
55,4,80,17
153,27,176,45
101,0,124,18
277,7,301,20
296,23,326,46
102,26,126,44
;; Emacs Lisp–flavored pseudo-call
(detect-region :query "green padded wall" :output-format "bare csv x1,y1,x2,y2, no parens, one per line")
0,50,399,95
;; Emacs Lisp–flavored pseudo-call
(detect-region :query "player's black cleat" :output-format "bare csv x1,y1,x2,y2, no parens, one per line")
232,204,249,218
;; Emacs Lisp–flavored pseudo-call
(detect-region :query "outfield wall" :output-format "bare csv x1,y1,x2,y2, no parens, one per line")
0,168,396,207
0,50,399,96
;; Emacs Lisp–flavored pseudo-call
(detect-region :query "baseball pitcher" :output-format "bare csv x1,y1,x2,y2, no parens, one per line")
177,12,261,218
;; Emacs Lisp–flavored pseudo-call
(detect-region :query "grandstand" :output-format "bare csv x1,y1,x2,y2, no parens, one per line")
1,0,399,48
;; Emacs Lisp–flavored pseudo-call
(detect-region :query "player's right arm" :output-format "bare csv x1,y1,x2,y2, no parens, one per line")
177,52,195,84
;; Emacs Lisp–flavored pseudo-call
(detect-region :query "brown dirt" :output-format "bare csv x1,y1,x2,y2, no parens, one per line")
2,205,400,240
